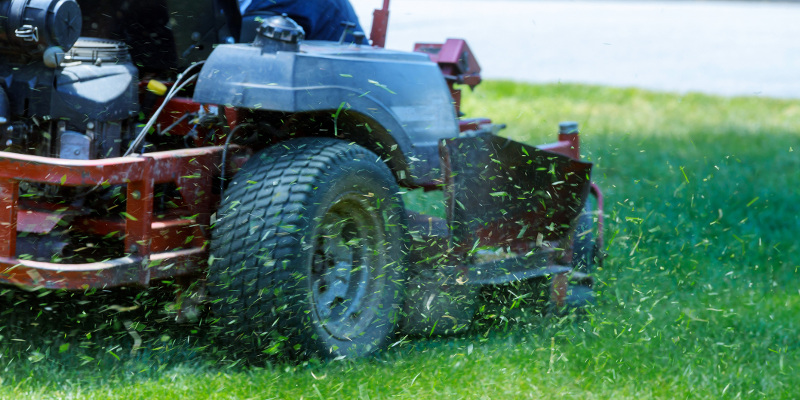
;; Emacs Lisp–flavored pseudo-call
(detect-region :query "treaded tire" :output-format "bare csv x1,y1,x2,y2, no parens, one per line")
207,138,407,359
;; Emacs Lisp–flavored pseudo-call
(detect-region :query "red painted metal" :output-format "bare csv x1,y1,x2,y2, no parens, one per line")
414,39,481,82
0,179,19,258
75,217,204,253
538,136,580,160
0,146,234,290
458,118,492,132
415,39,482,116
153,96,202,137
125,157,153,256
150,219,206,251
370,0,390,48
0,247,204,290
16,210,66,234
224,107,242,132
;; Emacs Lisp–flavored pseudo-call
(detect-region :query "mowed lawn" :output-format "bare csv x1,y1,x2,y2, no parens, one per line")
1,83,798,399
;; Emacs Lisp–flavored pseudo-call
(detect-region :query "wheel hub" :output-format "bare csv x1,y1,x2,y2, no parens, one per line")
311,196,384,340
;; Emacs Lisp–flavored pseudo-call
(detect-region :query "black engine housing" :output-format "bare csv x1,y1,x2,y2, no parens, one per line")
0,36,139,159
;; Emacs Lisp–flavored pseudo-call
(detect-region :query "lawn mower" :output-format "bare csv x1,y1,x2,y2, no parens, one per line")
0,0,603,358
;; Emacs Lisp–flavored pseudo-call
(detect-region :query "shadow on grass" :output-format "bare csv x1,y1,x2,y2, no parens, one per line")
0,276,599,380
0,285,211,374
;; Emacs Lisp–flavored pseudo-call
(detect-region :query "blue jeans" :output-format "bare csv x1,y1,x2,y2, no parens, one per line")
239,0,365,42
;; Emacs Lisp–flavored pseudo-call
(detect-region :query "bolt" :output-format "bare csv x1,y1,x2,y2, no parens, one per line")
86,122,95,130
73,149,80,156
5,139,11,146
353,31,366,45
131,190,141,200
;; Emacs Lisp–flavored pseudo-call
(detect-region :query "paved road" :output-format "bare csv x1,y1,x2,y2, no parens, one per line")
351,0,800,98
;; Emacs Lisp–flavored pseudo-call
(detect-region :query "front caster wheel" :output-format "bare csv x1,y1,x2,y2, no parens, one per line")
550,195,602,314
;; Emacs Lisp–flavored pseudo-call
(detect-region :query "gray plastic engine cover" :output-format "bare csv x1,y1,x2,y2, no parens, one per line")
193,41,460,185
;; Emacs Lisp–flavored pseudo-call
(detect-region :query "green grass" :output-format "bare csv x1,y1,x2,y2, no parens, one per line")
1,82,798,399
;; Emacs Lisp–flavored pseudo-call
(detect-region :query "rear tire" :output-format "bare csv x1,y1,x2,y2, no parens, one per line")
208,138,407,359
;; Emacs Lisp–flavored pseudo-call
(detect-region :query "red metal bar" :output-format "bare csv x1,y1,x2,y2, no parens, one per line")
150,219,206,251
125,157,154,257
17,209,65,234
0,147,226,185
0,247,204,290
145,148,222,227
0,153,142,185
0,146,233,290
74,217,205,253
0,179,19,258
370,0,390,48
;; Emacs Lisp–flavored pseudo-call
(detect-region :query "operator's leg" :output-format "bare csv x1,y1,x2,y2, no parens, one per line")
239,0,364,42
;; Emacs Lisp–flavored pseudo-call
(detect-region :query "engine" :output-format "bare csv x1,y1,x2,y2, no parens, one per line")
0,0,213,261
0,0,139,160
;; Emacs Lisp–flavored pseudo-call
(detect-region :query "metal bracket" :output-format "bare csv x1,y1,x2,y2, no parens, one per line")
15,25,38,43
